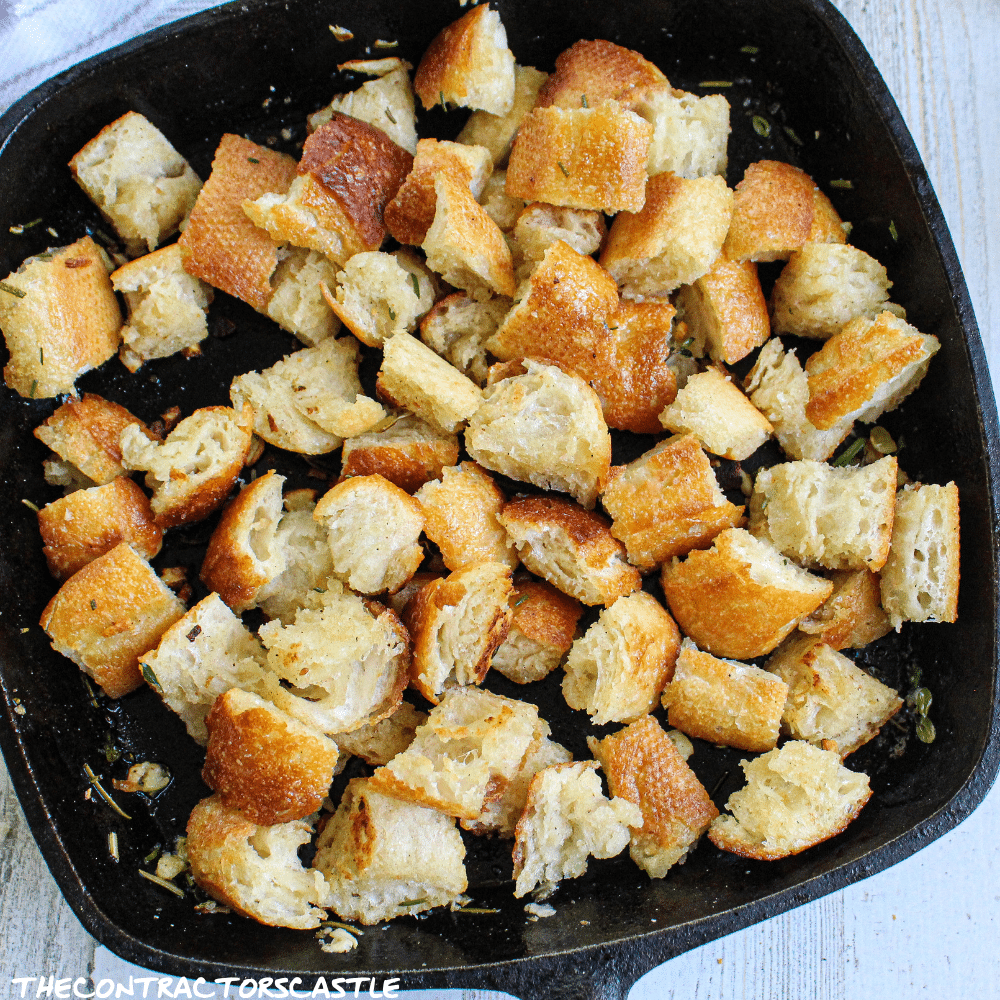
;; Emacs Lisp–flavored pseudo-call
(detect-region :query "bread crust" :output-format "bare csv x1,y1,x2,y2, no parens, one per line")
536,39,667,109
798,568,891,649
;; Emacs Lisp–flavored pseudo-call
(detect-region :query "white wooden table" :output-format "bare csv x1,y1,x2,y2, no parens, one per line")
1,2,997,996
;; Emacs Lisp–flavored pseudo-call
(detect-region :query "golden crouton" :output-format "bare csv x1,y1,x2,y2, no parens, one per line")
601,435,745,570
334,701,427,766
478,169,524,231
588,716,719,877
178,135,297,312
798,568,891,649
37,477,162,581
723,160,846,263
660,528,834,659
266,248,341,347
419,292,510,386
1,238,121,398
40,542,186,699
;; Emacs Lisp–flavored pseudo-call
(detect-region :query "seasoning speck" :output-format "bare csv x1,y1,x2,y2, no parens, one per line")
329,25,354,41
21,498,39,512
783,126,804,146
741,45,759,55
247,156,260,163
557,161,570,177
186,624,203,642
889,219,899,241
699,80,733,88
0,281,26,298
829,178,853,189
385,108,397,124
752,115,771,138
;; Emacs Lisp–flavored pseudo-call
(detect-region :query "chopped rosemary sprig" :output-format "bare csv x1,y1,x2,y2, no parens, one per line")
829,178,853,189
247,156,260,163
410,272,420,297
108,831,119,862
581,94,588,108
29,380,37,398
144,845,162,865
455,906,500,914
752,115,771,138
141,662,161,691
557,161,570,177
21,498,39,512
322,920,364,934
440,91,448,111
138,869,185,897
385,108,397,124
889,219,899,241
0,281,26,298
83,763,132,820
513,593,531,609
832,438,865,467
9,217,42,234
699,80,733,88
740,45,759,55
783,126,804,146
400,898,428,907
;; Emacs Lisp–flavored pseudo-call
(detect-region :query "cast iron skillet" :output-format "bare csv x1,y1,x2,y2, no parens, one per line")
0,1,997,997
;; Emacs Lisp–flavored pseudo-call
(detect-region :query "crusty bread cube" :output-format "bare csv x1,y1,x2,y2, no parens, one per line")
314,777,467,924
119,403,253,528
723,160,847,263
140,592,270,744
511,203,607,280
465,359,611,508
178,135,297,312
805,311,940,431
601,435,745,570
40,542,186,699
505,102,653,214
478,169,524,231
37,477,162,581
266,247,341,347
749,456,898,571
340,411,459,493
69,111,202,255
498,496,641,606
1,238,121,398
659,367,772,461
880,482,960,628
404,562,514,703
660,528,834,659
798,568,891,649
563,591,681,725
600,172,734,298
419,292,510,386
313,474,425,595
766,633,902,756
186,795,328,928
660,638,788,752
675,252,770,365
512,760,642,898
203,688,340,824
334,701,427,766
413,4,516,115
707,741,871,860
588,716,719,878
491,578,584,685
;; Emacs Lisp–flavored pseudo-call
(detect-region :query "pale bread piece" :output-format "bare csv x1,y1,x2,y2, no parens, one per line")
203,688,340,824
563,591,681,725
600,172,733,298
511,202,607,280
40,542,186,699
37,477,162,581
880,482,960,628
314,777,467,924
419,291,511,386
588,715,719,878
334,702,427,766
512,761,642,898
413,4,516,114
140,592,270,745
660,638,788,752
707,741,871,860
478,169,524,231
660,527,834,659
601,435,745,570
766,633,902,756
265,247,341,347
186,795,328,929
797,568,892,650
749,456,898,571
1,238,121,398
69,111,202,255
41,458,97,494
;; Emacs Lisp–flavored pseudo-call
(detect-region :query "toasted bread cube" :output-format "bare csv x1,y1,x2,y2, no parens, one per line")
178,135,297,312
119,404,253,528
771,243,894,339
1,238,121,398
140,592,270,744
660,638,787,752
369,687,539,820
564,592,681,725
405,562,514,703
186,795,328,928
745,338,853,461
766,634,902,756
600,172,733,298
265,248,341,347
466,359,611,509
805,312,941,431
415,462,517,571
511,203,607,280
203,689,340,824
798,569,891,649
588,716,719,877
314,777,467,924
749,456,898,571
659,367,772,460
69,112,202,255
723,160,847,263
661,528,834,659
506,102,652,214
40,542,186,699
340,412,459,494
499,496,641,606
707,741,871,860
880,482,960,628
334,702,427,766
601,435,745,570
413,4,516,114
478,169,524,230
37,477,162,581
512,761,642,898
492,579,584,685
313,474,425,595
419,292,510,386
675,253,770,365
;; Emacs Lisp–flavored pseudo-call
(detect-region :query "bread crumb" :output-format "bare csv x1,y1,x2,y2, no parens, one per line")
318,927,358,953
525,902,555,920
